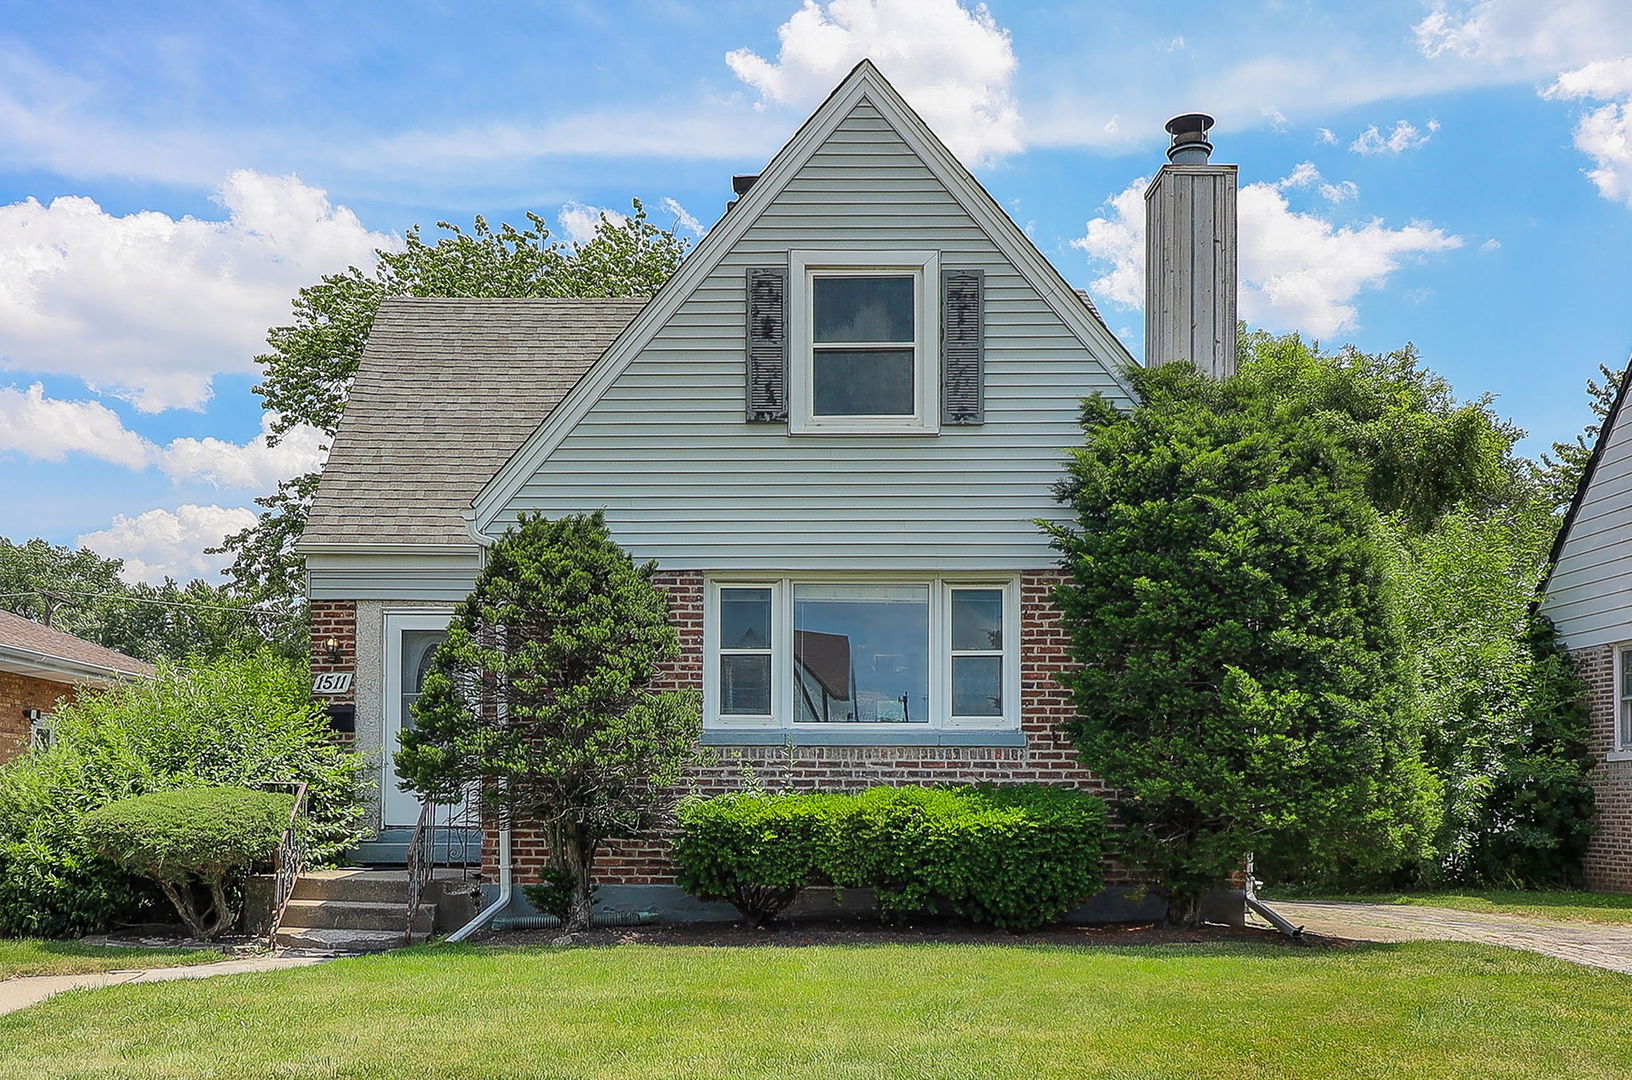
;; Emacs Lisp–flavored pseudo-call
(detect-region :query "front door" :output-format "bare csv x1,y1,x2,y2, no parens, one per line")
381,612,451,827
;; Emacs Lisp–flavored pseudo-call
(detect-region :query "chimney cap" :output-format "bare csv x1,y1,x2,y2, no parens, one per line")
732,174,760,196
1164,113,1215,164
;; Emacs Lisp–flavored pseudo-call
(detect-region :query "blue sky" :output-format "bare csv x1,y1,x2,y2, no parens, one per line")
3,0,1631,581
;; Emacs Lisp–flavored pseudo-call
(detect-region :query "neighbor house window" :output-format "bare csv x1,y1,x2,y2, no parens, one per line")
705,576,1017,732
1620,646,1632,750
788,250,939,434
27,711,54,751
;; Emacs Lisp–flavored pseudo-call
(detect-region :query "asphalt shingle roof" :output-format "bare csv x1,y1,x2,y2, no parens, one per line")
302,297,647,547
0,609,156,680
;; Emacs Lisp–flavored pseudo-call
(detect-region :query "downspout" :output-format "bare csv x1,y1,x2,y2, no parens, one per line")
444,822,511,943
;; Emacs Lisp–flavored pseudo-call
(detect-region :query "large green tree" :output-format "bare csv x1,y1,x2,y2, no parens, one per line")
0,537,293,662
215,204,688,610
396,512,701,932
1048,363,1435,924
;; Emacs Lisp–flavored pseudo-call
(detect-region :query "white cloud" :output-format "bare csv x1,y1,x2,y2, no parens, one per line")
1545,57,1632,206
0,383,326,489
1073,170,1463,339
1350,119,1437,155
1414,2,1632,66
1317,128,1338,145
76,504,258,585
0,171,392,412
1279,162,1359,204
662,197,706,238
1481,238,1502,252
725,0,1021,164
557,201,627,245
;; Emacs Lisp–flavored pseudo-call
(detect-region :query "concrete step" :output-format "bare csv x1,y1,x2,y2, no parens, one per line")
347,827,482,868
280,898,433,934
274,927,411,951
291,868,473,903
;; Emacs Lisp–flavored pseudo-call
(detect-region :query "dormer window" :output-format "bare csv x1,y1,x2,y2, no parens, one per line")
788,250,940,434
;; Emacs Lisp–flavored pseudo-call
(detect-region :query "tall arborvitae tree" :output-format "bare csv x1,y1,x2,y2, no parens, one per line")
1048,363,1436,924
396,512,700,932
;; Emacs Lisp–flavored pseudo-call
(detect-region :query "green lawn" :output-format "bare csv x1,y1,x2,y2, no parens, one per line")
0,938,221,980
2,941,1631,1079
1276,888,1632,926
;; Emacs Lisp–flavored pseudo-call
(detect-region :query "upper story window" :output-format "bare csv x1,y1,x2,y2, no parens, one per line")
788,250,940,435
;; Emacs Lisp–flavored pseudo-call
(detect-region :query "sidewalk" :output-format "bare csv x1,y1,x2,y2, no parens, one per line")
0,954,330,1016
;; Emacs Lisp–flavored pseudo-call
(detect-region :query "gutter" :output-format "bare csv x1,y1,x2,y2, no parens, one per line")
444,823,511,943
0,645,149,685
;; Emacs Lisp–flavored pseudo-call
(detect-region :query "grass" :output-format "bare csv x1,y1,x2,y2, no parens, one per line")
1274,888,1632,926
0,938,221,980
2,941,1631,1079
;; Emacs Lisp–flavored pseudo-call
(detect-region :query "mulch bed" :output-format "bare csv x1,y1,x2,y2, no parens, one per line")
481,918,1340,949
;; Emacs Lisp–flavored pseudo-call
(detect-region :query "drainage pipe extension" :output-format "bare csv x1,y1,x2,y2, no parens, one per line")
1245,895,1303,939
491,911,659,931
444,824,511,943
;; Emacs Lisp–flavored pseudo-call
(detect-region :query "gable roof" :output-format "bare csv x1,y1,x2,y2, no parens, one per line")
301,297,646,549
466,59,1139,537
0,609,155,684
1543,356,1632,592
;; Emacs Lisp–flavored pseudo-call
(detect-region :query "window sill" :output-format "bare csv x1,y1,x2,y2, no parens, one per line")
701,728,1026,748
1606,749,1632,764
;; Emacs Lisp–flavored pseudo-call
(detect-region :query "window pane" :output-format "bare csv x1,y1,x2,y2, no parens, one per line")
401,629,447,732
720,588,772,649
813,348,914,416
952,589,1004,651
793,584,929,723
952,656,1003,717
813,276,914,343
1622,652,1632,698
721,654,772,715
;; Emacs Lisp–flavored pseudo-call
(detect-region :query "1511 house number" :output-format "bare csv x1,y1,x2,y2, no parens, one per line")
312,672,353,695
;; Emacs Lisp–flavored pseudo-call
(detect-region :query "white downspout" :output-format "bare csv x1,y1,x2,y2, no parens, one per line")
444,823,511,943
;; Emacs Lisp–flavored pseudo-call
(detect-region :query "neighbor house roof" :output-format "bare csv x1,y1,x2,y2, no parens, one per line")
0,609,156,684
301,296,647,548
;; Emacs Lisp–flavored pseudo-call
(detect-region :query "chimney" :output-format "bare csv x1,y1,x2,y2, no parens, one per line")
1144,113,1238,378
725,174,759,213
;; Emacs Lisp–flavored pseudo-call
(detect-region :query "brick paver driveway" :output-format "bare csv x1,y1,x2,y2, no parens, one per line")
1267,901,1632,975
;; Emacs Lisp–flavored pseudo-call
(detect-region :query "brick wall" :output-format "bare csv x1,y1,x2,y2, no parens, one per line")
488,569,1128,888
1575,643,1632,892
310,600,357,745
0,670,77,764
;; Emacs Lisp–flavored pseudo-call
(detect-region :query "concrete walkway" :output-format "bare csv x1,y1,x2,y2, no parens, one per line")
1268,900,1632,976
0,954,329,1016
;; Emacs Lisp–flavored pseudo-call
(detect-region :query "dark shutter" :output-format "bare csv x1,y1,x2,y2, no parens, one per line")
745,267,788,422
941,268,985,424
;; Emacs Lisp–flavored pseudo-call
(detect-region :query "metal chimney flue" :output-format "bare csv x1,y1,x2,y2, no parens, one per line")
1164,113,1215,164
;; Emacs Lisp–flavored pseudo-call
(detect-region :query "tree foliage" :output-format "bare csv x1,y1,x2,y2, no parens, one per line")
216,205,689,608
1048,362,1435,923
1539,362,1624,511
396,512,701,932
0,651,365,937
0,536,299,662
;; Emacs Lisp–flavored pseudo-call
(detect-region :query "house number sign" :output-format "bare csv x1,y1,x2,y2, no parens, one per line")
312,672,354,695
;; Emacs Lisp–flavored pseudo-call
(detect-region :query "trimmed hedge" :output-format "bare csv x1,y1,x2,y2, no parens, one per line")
81,786,292,939
674,785,1108,931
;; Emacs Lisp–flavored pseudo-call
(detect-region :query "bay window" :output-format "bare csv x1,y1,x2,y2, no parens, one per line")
705,576,1019,739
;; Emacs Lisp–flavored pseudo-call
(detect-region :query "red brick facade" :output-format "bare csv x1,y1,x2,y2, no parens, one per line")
310,600,358,745
1574,643,1632,892
0,670,77,764
484,569,1123,889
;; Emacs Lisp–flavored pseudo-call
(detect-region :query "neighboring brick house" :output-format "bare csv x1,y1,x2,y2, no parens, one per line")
0,609,154,763
298,62,1241,921
1543,362,1632,892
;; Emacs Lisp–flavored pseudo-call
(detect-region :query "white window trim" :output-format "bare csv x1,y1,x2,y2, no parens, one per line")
788,249,941,436
703,573,1019,734
1612,643,1632,761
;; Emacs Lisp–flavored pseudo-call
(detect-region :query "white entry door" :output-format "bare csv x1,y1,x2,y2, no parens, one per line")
381,612,452,827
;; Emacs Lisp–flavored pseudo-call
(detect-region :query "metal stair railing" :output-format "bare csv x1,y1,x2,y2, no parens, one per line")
263,781,310,948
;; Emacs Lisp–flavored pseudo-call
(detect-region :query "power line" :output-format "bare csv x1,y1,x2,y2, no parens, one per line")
0,588,302,619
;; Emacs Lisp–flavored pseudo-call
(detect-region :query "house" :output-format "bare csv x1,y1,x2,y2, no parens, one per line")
1542,362,1632,893
0,609,154,762
299,61,1241,922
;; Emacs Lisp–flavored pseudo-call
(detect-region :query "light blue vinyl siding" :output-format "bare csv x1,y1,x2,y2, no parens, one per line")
1548,395,1632,648
494,99,1132,571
